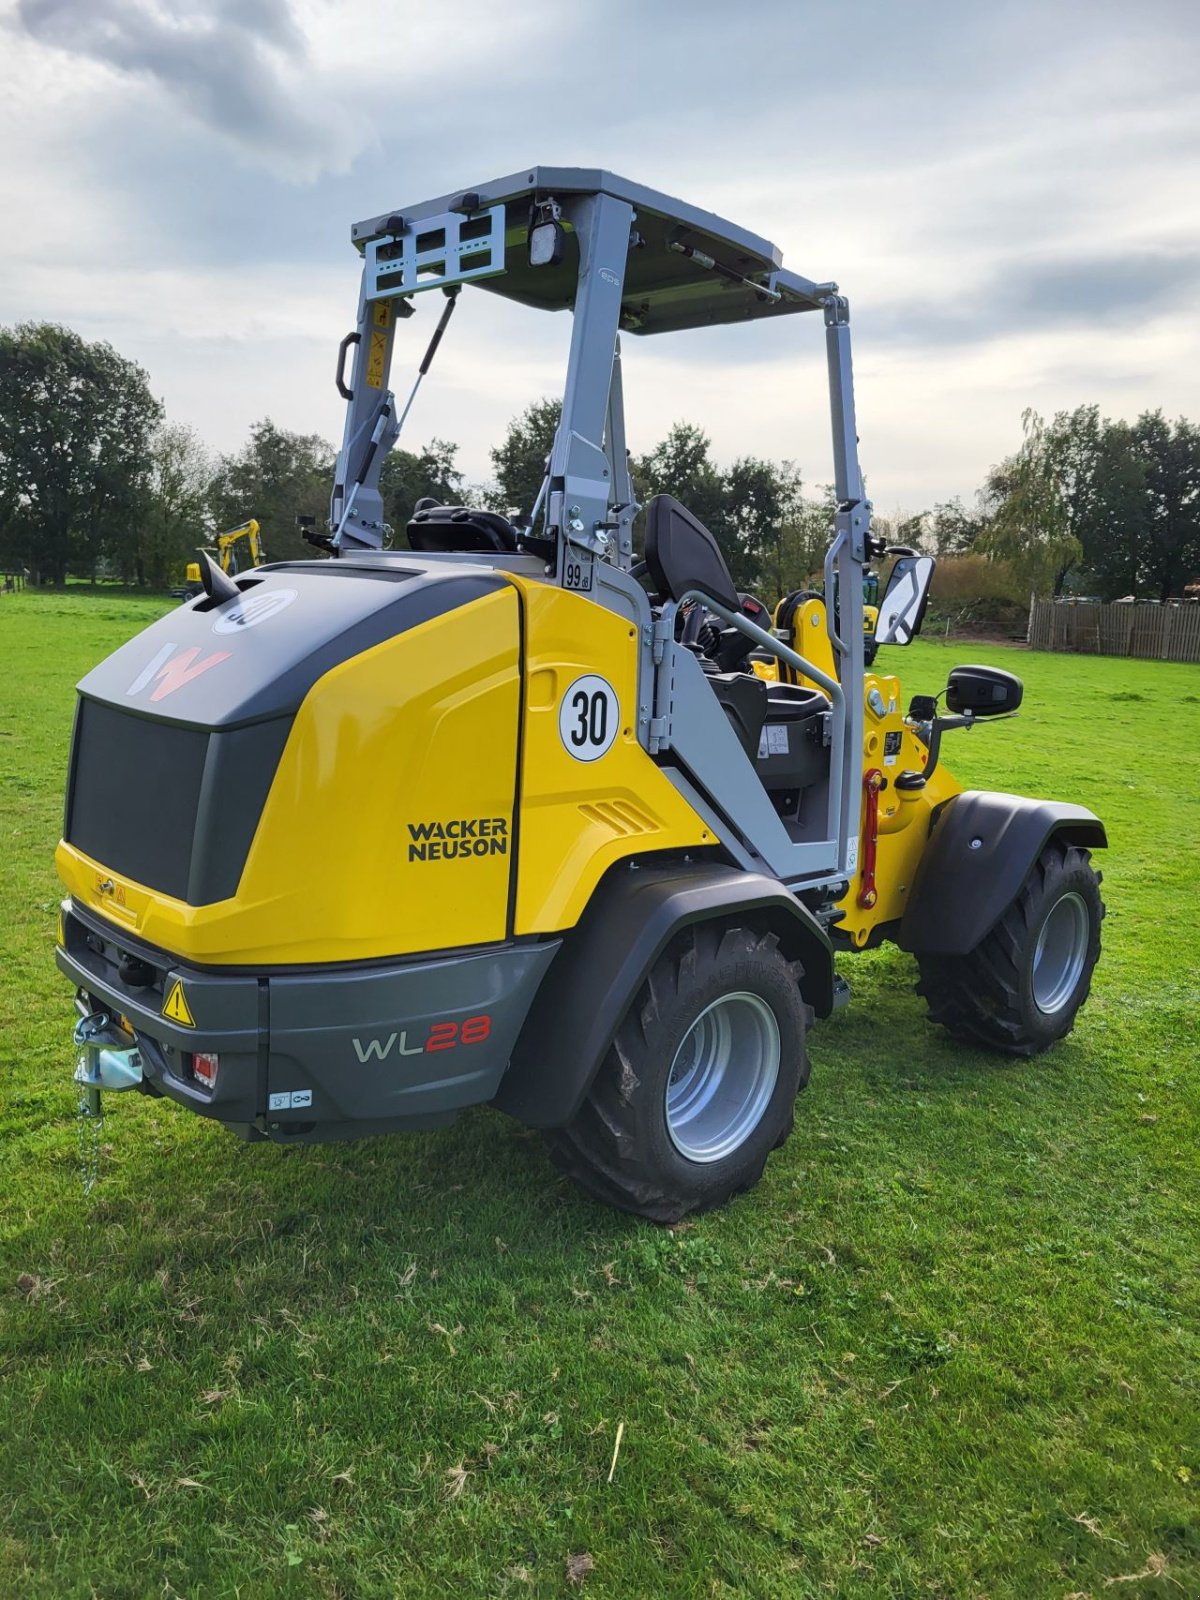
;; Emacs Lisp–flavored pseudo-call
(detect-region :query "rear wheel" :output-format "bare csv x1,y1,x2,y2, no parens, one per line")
547,923,812,1222
916,839,1103,1057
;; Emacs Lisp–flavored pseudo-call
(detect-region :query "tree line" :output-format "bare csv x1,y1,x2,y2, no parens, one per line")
2,322,1197,600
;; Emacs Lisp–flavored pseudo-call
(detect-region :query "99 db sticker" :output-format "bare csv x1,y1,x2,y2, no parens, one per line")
558,674,619,762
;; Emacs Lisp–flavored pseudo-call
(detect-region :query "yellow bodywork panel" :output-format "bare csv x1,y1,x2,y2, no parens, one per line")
836,670,962,946
57,588,521,965
774,595,839,690
507,578,711,933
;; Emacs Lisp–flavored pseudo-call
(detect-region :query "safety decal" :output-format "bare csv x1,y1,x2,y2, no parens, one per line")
883,730,903,767
563,552,593,592
558,674,619,762
162,980,195,1028
366,329,387,388
268,1089,313,1111
758,724,790,758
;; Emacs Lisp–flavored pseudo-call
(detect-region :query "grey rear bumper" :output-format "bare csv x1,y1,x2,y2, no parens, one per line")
58,901,559,1142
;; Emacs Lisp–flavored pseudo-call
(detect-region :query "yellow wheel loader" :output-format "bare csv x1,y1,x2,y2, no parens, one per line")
57,170,1106,1220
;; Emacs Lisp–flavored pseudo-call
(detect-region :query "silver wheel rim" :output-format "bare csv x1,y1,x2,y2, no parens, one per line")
1032,892,1089,1014
665,992,781,1163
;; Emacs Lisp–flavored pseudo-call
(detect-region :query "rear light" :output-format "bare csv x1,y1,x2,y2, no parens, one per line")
191,1051,219,1090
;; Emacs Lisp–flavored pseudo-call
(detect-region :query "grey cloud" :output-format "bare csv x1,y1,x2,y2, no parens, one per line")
1011,253,1200,321
13,0,355,178
859,251,1200,351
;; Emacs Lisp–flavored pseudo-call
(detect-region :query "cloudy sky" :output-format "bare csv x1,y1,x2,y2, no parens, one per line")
2,0,1197,512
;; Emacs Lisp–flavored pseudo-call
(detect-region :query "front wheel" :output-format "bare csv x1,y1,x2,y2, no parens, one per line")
916,840,1104,1057
546,924,812,1222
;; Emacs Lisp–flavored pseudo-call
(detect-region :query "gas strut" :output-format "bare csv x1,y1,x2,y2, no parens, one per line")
395,284,460,435
334,287,460,547
668,240,782,302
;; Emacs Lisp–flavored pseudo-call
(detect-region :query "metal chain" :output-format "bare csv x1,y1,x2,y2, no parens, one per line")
76,1074,103,1197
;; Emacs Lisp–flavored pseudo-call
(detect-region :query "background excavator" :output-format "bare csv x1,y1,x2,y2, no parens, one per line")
173,519,266,599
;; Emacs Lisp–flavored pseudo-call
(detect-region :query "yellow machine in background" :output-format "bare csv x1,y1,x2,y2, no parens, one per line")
178,520,266,598
209,518,265,576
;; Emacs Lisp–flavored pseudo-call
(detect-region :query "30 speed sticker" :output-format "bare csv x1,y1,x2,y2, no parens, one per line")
558,674,619,762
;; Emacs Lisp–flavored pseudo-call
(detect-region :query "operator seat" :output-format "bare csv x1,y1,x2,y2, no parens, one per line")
408,498,519,554
643,496,829,799
646,494,770,756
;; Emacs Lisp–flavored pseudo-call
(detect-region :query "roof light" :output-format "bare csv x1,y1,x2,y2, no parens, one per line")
528,200,565,268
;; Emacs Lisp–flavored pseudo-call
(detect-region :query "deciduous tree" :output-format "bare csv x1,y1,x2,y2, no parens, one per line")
0,322,161,584
980,409,1084,595
489,398,562,519
380,439,463,540
208,419,334,565
137,424,213,589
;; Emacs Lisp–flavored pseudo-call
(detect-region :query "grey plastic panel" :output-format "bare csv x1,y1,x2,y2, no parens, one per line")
898,791,1107,956
497,863,835,1128
268,942,560,1123
75,565,503,731
665,645,838,880
59,908,561,1133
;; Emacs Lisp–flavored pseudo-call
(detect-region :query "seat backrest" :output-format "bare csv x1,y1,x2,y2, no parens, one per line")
408,503,518,554
645,495,740,611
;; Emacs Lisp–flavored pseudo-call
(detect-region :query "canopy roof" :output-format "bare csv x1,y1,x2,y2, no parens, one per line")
350,166,834,335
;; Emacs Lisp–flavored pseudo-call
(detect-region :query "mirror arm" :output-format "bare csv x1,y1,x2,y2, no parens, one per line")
898,710,973,788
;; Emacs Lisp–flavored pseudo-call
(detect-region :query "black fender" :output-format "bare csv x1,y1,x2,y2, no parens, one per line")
493,863,834,1129
897,790,1107,957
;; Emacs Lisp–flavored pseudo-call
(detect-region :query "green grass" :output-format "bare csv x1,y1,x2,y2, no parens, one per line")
1,588,1197,1599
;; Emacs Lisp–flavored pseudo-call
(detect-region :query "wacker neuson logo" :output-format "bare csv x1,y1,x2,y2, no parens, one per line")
407,817,509,862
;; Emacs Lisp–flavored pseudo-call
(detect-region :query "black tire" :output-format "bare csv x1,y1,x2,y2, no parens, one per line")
915,839,1104,1057
546,923,812,1223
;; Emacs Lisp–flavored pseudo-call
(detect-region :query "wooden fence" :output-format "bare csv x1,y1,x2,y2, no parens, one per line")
1027,600,1200,662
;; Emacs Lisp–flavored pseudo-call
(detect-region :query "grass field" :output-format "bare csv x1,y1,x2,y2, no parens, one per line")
1,589,1197,1600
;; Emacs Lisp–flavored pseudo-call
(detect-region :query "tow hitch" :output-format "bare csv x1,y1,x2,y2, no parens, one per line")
73,1011,143,1193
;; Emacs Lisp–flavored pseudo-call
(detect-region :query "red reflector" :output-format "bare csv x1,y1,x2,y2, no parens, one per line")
192,1051,219,1089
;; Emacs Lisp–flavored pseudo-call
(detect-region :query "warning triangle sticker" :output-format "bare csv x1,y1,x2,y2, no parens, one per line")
162,979,195,1028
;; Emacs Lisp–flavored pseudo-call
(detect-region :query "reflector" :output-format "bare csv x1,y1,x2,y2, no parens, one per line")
192,1052,219,1089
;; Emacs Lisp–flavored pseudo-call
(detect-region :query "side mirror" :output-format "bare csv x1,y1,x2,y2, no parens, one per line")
875,554,935,645
946,664,1023,717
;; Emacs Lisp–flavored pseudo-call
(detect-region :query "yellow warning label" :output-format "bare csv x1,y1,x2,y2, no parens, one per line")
162,979,195,1028
373,299,393,328
365,329,387,389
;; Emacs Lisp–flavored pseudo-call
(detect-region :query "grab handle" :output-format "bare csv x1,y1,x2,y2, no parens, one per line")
335,331,360,400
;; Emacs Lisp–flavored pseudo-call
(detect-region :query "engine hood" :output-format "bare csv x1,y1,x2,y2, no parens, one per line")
77,562,506,730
